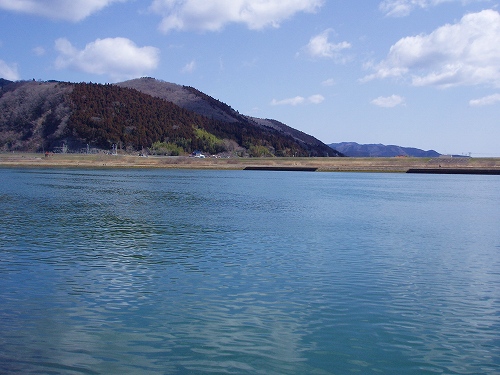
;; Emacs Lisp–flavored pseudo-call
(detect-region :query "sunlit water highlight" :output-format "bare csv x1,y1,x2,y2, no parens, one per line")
0,168,499,374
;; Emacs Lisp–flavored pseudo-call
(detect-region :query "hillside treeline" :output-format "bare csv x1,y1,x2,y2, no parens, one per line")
0,79,334,156
0,80,73,151
70,83,206,152
70,83,311,156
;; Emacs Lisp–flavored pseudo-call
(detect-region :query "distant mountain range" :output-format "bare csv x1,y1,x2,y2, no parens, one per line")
0,77,340,157
329,142,441,157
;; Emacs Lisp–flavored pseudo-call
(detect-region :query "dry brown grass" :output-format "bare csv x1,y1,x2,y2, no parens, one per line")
1,153,499,173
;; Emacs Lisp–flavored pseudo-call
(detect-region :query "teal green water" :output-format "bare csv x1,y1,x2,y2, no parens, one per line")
0,168,499,374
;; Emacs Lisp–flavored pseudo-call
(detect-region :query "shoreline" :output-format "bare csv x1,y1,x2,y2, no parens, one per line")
1,153,499,174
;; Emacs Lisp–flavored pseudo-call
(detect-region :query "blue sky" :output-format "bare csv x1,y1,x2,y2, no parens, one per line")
1,0,499,156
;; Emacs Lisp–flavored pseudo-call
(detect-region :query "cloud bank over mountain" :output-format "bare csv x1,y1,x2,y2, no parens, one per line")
54,38,160,82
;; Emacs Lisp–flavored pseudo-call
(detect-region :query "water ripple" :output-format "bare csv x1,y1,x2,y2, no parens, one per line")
0,169,499,374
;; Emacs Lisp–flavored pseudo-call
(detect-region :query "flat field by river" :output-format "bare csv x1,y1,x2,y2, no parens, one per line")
1,153,499,173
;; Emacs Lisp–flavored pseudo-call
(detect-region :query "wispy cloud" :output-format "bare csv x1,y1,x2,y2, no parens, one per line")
33,46,46,56
362,10,500,88
181,60,196,73
321,78,335,86
308,94,325,104
271,94,324,106
0,0,127,22
55,37,159,82
0,59,19,80
379,0,484,17
150,0,324,33
469,93,500,106
371,95,405,107
301,29,351,60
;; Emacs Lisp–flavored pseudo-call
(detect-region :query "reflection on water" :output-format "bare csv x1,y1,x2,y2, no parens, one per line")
0,168,499,374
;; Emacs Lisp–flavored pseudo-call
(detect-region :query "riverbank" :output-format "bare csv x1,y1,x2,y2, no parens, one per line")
1,153,499,173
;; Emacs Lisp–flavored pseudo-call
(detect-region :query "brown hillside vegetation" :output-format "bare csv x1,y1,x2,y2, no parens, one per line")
69,83,323,156
117,78,338,156
0,80,73,151
0,79,339,157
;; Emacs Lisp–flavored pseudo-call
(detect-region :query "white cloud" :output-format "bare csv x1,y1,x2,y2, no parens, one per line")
181,60,196,73
0,59,19,80
0,0,127,21
150,0,324,32
55,37,160,82
469,93,500,106
362,10,500,88
371,94,405,107
302,29,351,60
321,78,335,86
33,46,46,56
308,94,325,104
379,0,482,17
271,96,305,106
271,94,324,106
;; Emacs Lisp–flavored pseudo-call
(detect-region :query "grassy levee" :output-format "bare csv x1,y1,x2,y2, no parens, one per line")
1,153,499,173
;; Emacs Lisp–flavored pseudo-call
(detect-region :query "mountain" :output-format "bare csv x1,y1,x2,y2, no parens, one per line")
0,79,74,152
329,142,441,157
116,78,338,156
0,78,14,89
0,78,341,157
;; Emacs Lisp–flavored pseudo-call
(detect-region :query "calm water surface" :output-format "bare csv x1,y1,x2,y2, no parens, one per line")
0,168,499,374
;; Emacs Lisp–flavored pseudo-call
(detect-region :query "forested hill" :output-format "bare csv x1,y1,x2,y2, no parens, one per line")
0,78,341,157
116,77,337,156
